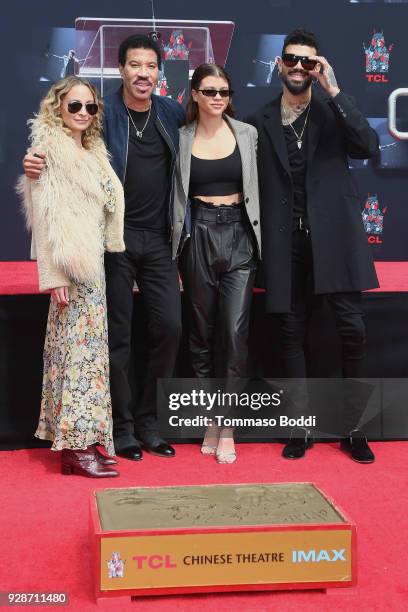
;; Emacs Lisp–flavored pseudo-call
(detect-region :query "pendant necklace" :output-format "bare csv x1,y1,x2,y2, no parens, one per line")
125,102,152,139
282,102,311,149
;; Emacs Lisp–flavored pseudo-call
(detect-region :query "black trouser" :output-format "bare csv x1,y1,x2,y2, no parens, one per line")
179,199,257,378
276,225,367,434
277,227,366,377
105,229,182,451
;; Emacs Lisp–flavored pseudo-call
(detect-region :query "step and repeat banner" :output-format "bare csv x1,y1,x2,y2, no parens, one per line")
2,0,408,268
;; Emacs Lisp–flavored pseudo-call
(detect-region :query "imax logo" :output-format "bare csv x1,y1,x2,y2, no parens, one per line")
292,549,346,563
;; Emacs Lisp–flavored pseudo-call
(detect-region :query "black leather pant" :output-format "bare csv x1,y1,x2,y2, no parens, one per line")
179,199,257,378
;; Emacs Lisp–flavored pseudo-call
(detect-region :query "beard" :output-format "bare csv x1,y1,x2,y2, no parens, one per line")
280,70,313,95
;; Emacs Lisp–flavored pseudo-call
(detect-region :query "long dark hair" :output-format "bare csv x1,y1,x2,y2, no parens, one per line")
185,63,235,125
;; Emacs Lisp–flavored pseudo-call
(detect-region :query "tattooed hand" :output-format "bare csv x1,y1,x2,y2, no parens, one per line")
308,56,340,97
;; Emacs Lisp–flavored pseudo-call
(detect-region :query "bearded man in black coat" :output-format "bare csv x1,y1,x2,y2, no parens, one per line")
246,28,379,463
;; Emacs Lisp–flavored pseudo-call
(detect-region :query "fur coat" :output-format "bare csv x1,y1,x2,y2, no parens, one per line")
16,117,125,292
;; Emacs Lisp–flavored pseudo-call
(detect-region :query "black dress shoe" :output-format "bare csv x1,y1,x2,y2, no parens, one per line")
282,428,313,460
141,440,175,457
116,446,143,461
340,430,375,463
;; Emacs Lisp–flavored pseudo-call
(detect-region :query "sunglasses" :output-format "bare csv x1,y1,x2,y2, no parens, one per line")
281,54,318,71
67,101,99,116
197,89,234,98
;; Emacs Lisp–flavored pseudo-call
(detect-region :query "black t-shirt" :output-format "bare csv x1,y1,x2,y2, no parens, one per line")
124,107,171,231
283,109,308,220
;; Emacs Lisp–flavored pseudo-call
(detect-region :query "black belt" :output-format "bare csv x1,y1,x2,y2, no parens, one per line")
191,201,245,224
293,217,310,233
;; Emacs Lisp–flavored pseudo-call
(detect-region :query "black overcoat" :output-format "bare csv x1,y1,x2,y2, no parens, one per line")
246,90,380,313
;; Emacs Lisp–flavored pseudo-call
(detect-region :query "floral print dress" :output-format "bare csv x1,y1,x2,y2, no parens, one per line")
35,158,117,455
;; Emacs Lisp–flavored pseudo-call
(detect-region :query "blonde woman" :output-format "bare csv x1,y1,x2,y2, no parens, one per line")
17,76,125,477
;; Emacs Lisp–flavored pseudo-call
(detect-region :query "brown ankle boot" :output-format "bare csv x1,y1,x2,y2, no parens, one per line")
92,445,118,465
61,448,119,478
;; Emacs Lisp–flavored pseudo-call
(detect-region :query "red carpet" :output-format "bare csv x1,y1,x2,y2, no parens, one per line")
1,261,408,294
1,442,407,610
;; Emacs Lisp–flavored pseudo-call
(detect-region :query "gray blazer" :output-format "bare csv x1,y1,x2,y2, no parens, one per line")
172,116,261,259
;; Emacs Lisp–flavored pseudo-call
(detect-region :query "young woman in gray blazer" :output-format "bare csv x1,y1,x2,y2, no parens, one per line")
172,64,261,463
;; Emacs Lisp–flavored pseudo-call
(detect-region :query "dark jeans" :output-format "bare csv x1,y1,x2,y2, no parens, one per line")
105,229,182,451
179,199,257,378
276,228,367,434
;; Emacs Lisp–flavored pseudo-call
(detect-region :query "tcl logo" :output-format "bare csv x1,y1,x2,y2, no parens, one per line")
132,555,177,569
366,74,388,83
368,236,383,244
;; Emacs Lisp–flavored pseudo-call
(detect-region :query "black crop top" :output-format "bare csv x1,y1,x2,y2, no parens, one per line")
189,144,243,197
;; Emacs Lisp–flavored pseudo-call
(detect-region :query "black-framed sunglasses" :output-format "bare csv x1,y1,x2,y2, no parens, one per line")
197,89,234,98
281,54,318,71
67,101,99,116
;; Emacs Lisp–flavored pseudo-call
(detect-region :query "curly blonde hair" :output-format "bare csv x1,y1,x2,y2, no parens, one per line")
35,76,103,149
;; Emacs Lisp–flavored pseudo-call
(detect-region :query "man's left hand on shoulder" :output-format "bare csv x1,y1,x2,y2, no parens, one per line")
308,56,340,98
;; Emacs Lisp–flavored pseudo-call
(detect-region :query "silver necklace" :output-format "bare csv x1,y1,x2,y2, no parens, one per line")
125,103,151,139
282,102,311,149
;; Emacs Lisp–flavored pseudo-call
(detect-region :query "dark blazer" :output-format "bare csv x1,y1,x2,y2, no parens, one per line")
245,90,380,313
102,87,185,237
102,86,185,183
